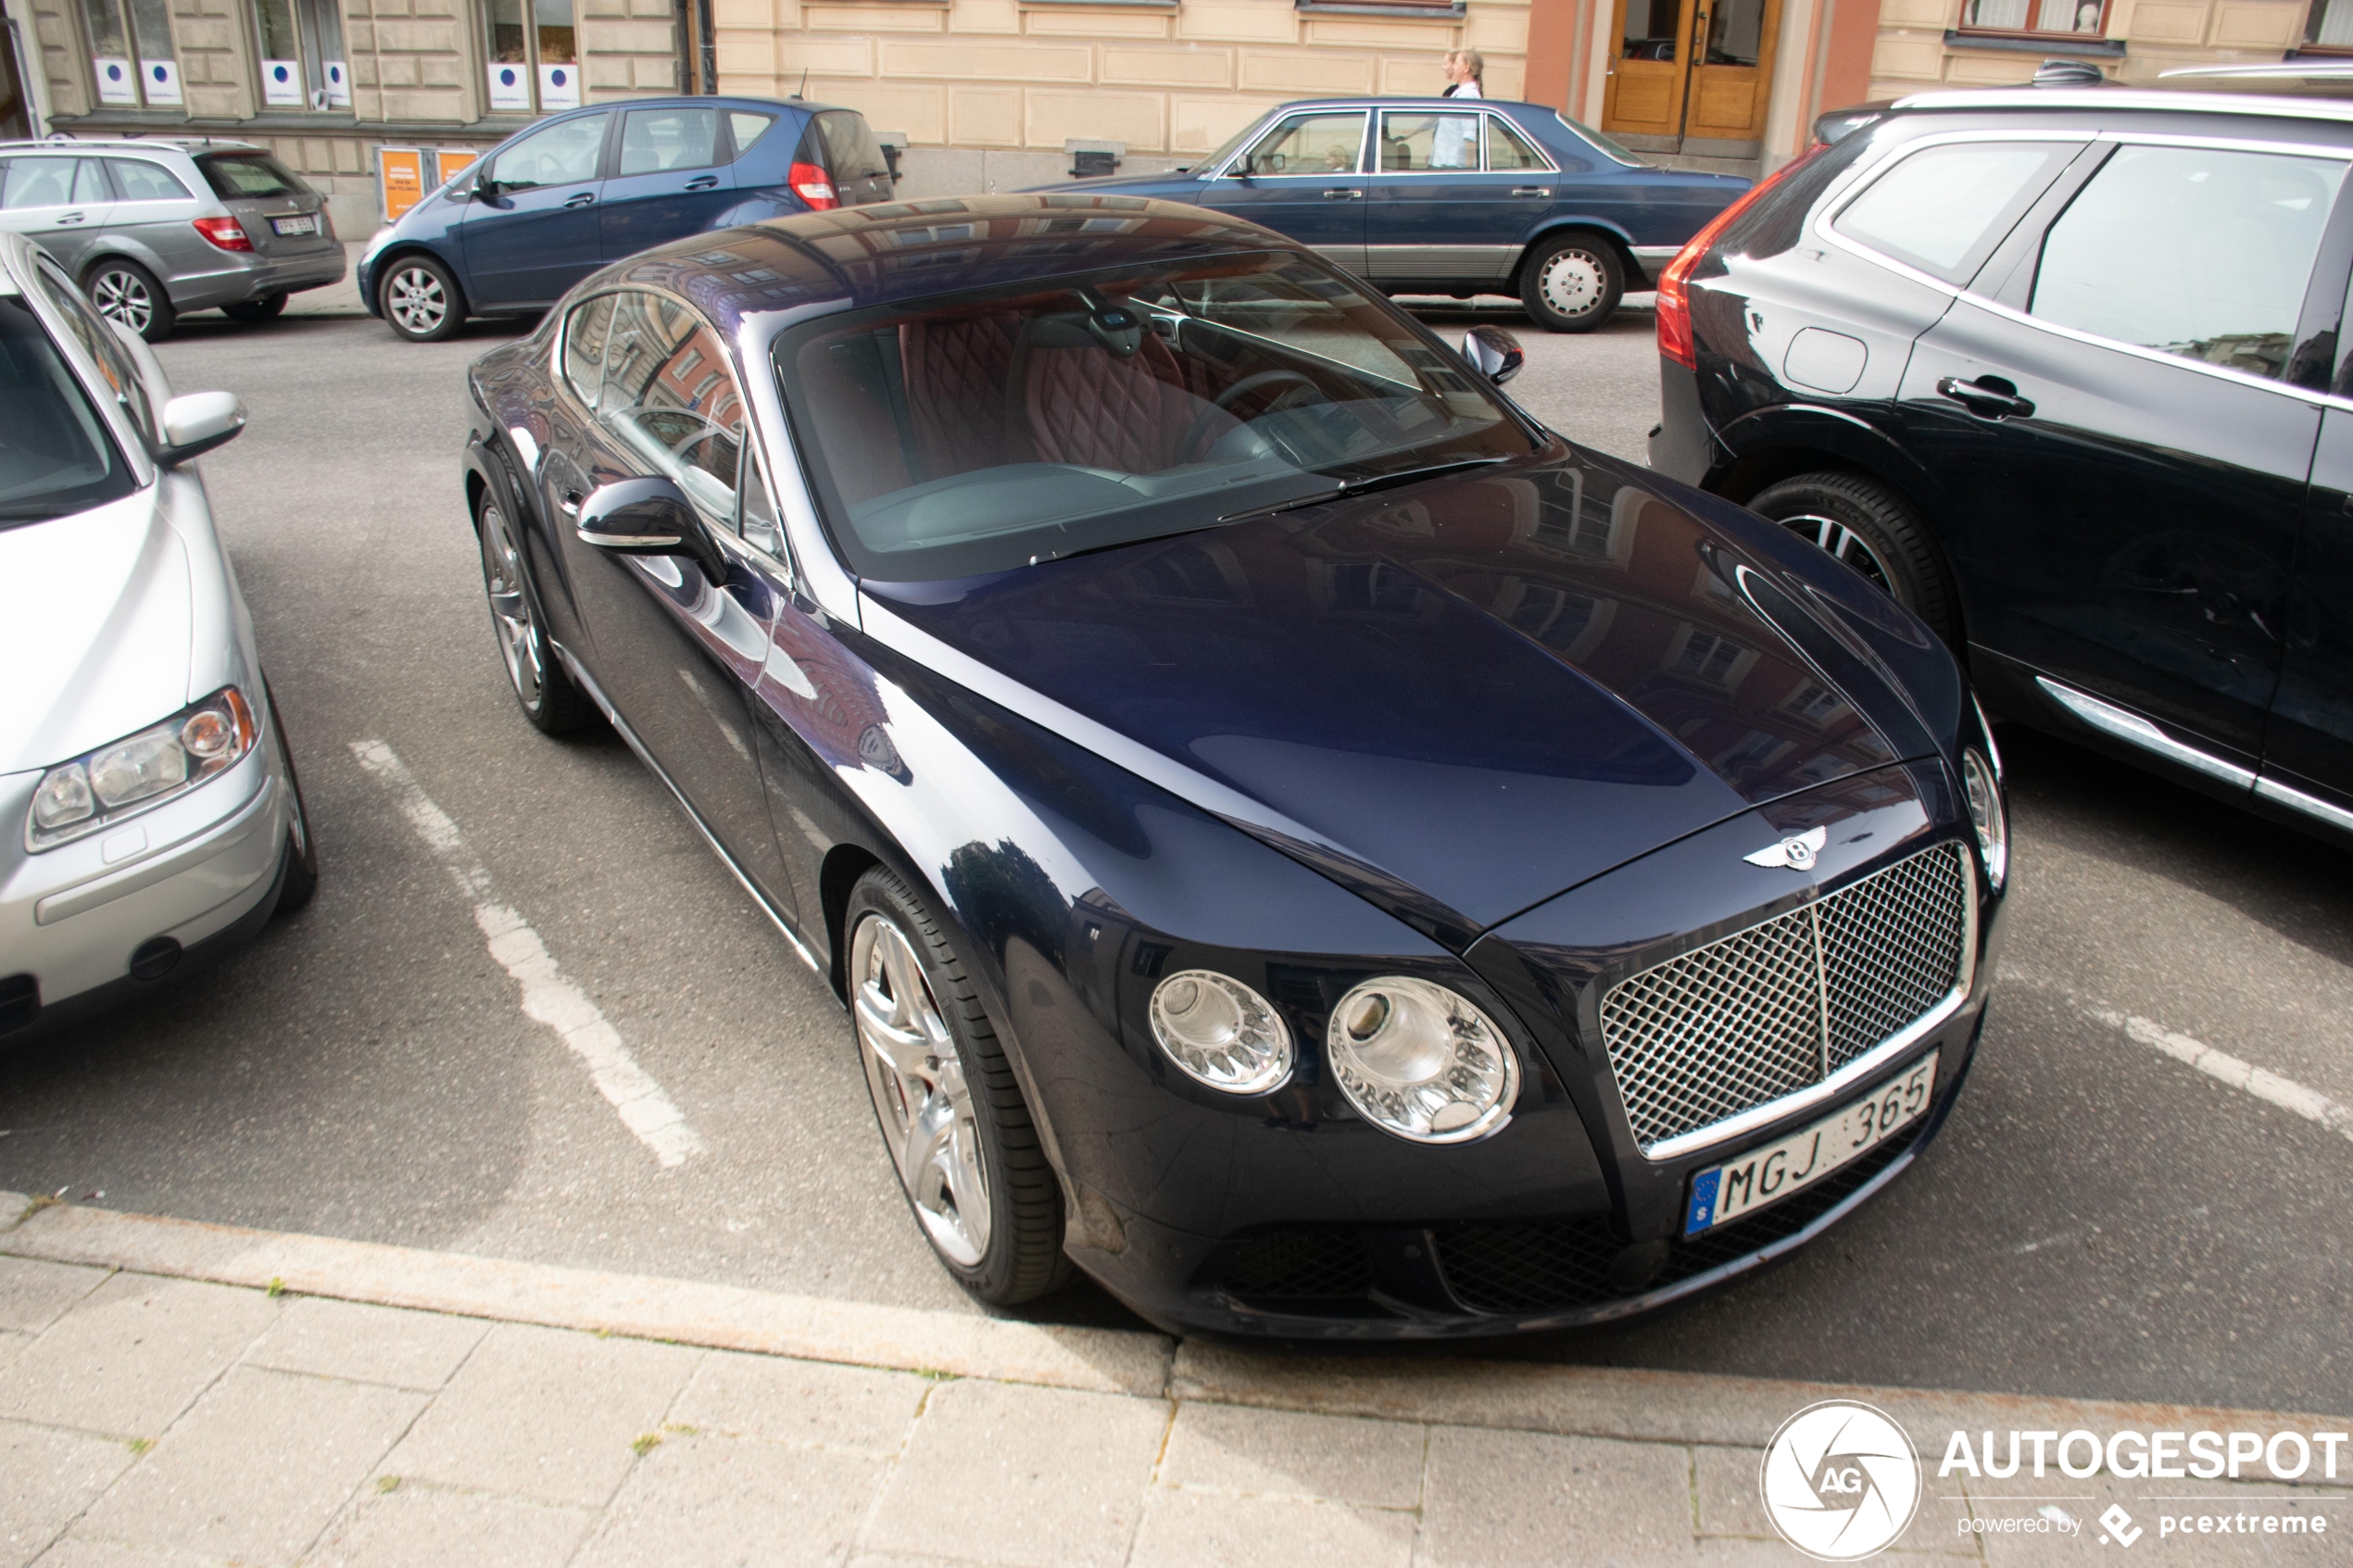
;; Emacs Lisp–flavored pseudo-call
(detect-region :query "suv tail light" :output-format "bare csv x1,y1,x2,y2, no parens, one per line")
191,216,253,253
1656,146,1824,370
789,161,839,210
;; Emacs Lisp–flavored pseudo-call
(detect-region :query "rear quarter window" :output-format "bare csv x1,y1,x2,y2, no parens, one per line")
1829,138,2082,284
107,158,195,202
196,152,309,200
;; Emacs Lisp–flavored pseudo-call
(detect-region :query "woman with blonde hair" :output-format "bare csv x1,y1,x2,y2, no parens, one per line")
1431,48,1484,168
1441,48,1484,97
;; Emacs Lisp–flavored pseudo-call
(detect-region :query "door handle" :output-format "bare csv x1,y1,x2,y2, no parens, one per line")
563,192,597,208
1322,187,1363,199
55,212,85,224
1511,187,1552,197
685,174,719,191
560,490,584,517
1935,374,2036,420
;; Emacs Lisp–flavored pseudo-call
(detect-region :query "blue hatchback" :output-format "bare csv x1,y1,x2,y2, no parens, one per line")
359,95,892,341
1032,97,1748,332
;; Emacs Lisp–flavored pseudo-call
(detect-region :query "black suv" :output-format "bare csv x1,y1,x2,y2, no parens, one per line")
1648,86,2353,845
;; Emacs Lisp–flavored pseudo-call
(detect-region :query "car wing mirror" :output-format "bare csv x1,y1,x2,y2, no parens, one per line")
156,390,245,465
578,476,726,582
1462,324,1525,385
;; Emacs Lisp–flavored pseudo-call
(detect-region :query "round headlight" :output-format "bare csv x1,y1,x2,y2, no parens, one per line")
1961,746,2007,891
1148,970,1293,1094
1326,976,1519,1144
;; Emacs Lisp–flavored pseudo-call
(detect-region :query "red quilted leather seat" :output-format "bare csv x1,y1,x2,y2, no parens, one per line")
1015,319,1229,473
900,315,1027,478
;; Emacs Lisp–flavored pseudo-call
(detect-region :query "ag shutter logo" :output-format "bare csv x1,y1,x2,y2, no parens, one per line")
2099,1504,2144,1547
1760,1400,1923,1561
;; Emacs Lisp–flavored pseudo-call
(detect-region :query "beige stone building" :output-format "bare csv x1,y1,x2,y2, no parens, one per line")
3,0,2335,242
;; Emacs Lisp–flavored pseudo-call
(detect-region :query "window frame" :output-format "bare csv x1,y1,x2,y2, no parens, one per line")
1823,133,2085,287
2306,0,2353,50
1212,108,1371,181
483,0,581,117
246,0,349,111
76,0,179,110
1951,0,2114,43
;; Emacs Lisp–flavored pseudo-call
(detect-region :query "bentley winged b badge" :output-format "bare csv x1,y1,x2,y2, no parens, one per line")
1744,824,1828,871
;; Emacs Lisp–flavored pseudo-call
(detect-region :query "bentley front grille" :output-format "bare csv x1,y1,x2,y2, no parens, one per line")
1598,842,1972,1156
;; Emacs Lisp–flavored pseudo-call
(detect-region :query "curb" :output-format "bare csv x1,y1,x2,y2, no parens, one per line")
6,1194,2346,1452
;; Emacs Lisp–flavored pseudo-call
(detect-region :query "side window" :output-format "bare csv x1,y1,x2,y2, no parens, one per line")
728,111,777,160
1485,118,1547,172
598,290,746,528
486,112,608,191
34,261,157,447
1831,140,2079,284
2032,143,2348,383
560,292,615,409
2,157,82,208
619,106,721,176
1236,112,1365,178
1381,111,1478,172
106,158,194,201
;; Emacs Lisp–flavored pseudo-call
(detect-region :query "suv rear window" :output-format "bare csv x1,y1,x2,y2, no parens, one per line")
0,295,135,524
195,151,308,200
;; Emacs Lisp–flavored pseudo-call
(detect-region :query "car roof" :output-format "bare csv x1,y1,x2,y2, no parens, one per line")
1258,95,1546,112
1885,85,2353,126
0,136,254,156
597,194,1298,336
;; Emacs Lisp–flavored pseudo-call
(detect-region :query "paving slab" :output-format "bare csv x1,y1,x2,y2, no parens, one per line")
1157,1401,1425,1509
0,1421,135,1568
0,1260,107,1335
0,1273,277,1437
378,1322,698,1508
669,1349,927,1456
1127,1487,1416,1568
573,1432,884,1568
242,1297,487,1392
69,1365,423,1566
305,1483,595,1568
1420,1425,1702,1568
860,1379,1167,1568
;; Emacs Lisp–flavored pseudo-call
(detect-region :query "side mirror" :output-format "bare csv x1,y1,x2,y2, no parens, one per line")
1462,325,1525,385
157,390,245,465
578,476,724,581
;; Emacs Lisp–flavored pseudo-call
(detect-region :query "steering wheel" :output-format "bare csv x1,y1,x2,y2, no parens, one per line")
1181,370,1321,461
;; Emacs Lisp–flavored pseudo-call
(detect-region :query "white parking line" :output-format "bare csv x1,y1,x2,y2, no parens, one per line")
2005,967,2353,1149
349,739,705,1168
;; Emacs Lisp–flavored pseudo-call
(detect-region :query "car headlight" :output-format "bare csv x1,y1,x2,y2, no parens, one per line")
1327,976,1519,1144
26,687,257,852
1960,746,2007,892
1149,970,1293,1094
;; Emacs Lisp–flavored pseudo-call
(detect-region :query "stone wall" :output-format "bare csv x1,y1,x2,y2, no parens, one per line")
1869,0,2307,93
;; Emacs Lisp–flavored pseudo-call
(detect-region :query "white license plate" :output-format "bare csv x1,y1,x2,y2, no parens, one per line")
271,214,317,235
1683,1052,1939,1236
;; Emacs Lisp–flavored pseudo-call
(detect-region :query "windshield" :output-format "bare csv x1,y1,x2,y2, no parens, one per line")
1190,118,1265,176
1555,112,1649,168
0,295,135,524
196,151,308,200
773,253,1537,582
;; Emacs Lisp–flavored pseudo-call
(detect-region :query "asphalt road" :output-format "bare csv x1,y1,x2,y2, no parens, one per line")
4,293,2347,1416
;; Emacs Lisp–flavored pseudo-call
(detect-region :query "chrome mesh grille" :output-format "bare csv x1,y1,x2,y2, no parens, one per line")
1598,843,1970,1154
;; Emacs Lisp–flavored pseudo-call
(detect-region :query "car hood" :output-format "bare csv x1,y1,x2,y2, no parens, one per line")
1024,172,1207,195
0,493,193,777
863,450,1916,946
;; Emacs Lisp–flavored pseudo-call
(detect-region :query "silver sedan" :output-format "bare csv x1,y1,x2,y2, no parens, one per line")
0,229,317,1045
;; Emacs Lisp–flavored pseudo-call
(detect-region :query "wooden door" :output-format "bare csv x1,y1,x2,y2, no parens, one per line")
1683,0,1781,144
1602,0,1695,142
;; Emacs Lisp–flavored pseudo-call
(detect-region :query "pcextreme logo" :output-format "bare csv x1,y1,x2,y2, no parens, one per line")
1759,1400,1923,1561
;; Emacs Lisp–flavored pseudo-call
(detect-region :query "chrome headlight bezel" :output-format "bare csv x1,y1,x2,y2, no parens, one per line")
1325,974,1521,1145
1147,968,1295,1095
1959,746,2007,892
25,686,258,852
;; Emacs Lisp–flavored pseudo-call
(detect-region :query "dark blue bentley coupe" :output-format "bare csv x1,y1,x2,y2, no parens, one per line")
459,194,2007,1336
1030,97,1748,332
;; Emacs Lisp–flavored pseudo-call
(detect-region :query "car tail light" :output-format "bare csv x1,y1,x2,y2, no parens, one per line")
192,216,253,252
789,161,838,210
1655,146,1825,370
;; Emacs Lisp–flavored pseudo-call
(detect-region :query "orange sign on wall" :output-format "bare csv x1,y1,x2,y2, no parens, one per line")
377,146,424,222
434,147,479,187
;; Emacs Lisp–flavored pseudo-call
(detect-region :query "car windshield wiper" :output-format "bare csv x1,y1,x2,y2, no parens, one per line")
1219,458,1507,522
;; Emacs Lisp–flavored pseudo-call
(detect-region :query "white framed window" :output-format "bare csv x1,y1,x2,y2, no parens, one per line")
252,0,347,108
80,0,177,107
484,0,578,114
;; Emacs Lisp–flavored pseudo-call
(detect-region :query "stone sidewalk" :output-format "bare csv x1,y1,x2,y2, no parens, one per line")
0,1196,2342,1568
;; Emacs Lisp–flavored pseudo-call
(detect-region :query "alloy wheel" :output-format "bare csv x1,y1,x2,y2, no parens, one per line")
1780,512,1896,596
478,503,546,711
91,269,154,335
385,264,449,336
1538,249,1605,319
851,912,992,1266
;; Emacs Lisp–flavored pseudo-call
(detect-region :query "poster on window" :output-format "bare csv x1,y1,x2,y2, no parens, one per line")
537,62,578,110
261,58,303,106
139,57,180,104
92,56,137,104
485,62,530,111
323,59,350,107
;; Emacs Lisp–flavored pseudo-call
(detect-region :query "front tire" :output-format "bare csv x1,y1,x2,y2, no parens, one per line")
848,867,1070,1306
379,255,464,343
1520,232,1624,333
222,292,288,324
1748,470,1960,646
84,258,176,342
476,493,593,734
266,686,320,916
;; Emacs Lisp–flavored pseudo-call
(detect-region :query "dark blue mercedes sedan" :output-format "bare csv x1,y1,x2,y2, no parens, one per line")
359,95,891,342
1030,97,1748,332
459,194,2007,1336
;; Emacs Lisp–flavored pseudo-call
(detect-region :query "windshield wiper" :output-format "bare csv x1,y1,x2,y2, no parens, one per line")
1219,458,1507,522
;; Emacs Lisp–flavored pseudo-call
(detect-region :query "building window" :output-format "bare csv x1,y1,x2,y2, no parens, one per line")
485,0,579,113
1957,0,2108,35
2306,0,2353,49
252,0,348,108
81,0,178,107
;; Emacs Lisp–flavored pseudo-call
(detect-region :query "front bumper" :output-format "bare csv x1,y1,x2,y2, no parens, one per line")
0,732,294,1042
170,246,348,311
